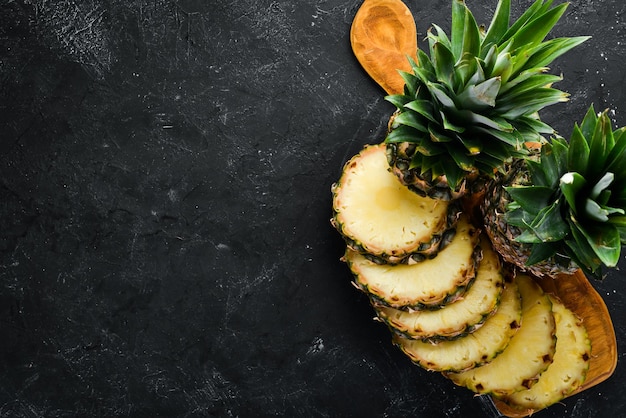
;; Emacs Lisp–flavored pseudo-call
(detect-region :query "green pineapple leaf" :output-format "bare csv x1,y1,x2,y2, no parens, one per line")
482,0,511,50
522,36,591,71
574,218,622,267
526,242,558,265
405,100,437,123
386,125,420,144
433,42,456,87
457,77,501,111
505,185,553,214
559,172,587,216
527,200,569,241
394,112,430,133
567,124,591,176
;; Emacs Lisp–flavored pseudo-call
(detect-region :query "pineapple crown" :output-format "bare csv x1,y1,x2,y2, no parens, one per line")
505,105,626,276
385,0,589,191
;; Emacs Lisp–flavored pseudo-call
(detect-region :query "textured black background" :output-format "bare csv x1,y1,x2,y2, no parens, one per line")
1,0,625,417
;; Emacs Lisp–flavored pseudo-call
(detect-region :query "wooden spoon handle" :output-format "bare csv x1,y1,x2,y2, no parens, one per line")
350,0,418,95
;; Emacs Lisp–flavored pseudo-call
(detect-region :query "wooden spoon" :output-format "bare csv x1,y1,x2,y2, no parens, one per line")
349,1,617,416
350,0,417,95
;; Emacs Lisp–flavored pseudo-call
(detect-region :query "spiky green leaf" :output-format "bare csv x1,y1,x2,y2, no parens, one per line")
568,124,591,176
521,36,591,72
442,157,466,189
497,74,562,103
404,100,437,123
482,0,511,50
499,88,569,119
575,220,622,267
505,185,553,214
451,0,467,59
526,200,569,241
457,77,501,110
427,83,456,108
560,172,587,216
505,2,569,52
590,172,615,200
385,94,411,110
394,111,430,133
580,104,598,140
461,5,481,60
433,42,456,87
526,242,558,265
386,125,422,144
501,0,553,44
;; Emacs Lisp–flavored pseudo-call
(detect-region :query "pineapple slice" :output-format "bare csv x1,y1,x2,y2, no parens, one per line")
446,274,557,397
345,215,480,310
331,143,461,264
500,296,591,411
393,278,521,372
374,238,504,340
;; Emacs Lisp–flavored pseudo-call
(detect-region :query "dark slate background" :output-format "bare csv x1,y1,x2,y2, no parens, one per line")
1,0,625,417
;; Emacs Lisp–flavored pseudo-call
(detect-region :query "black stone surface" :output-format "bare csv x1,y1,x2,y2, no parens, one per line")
1,1,625,417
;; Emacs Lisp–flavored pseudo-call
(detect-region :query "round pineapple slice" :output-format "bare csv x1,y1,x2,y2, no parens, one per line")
374,238,504,340
500,296,591,412
446,274,557,397
344,215,480,310
331,143,461,264
393,278,521,372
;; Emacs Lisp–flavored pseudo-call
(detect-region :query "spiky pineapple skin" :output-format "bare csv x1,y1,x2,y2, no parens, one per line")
481,157,579,278
386,140,470,201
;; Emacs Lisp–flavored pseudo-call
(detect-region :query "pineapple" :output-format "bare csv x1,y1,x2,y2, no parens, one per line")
482,106,626,278
446,274,556,396
374,237,504,341
331,143,462,264
345,215,481,310
332,1,606,413
392,276,521,372
385,0,589,200
499,295,591,411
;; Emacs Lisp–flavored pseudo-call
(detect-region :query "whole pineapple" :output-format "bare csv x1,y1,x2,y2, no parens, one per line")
385,0,589,200
482,105,626,278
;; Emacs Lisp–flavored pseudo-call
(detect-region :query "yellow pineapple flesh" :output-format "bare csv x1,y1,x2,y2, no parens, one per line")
500,296,591,411
344,215,480,310
331,143,460,263
393,277,521,372
446,274,556,396
375,237,504,341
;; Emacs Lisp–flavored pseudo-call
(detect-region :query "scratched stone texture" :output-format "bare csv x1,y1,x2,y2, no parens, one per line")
0,0,625,417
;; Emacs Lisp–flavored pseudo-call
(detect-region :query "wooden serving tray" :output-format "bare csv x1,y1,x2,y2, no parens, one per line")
349,0,618,416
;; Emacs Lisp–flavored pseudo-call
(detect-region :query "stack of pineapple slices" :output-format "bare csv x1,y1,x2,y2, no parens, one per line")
331,143,592,413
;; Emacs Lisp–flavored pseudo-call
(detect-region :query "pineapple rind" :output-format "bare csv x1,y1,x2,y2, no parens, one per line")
374,237,504,341
345,216,481,310
446,274,557,396
499,296,591,411
481,156,579,278
331,143,462,263
386,140,469,201
393,278,521,372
